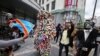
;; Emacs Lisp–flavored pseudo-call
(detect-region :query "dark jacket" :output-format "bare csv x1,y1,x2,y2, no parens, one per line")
56,26,61,34
59,23,74,46
76,29,98,48
59,29,71,45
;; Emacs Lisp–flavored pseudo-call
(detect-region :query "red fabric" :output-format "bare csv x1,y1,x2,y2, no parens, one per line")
65,0,72,7
76,0,78,7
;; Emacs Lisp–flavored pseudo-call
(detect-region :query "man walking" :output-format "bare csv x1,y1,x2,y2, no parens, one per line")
76,20,98,56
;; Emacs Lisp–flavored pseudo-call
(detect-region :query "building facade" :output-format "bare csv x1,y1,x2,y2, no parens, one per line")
0,0,41,25
95,16,100,27
35,0,86,26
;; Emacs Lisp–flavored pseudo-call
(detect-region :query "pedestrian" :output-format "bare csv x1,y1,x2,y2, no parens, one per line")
66,20,79,56
76,20,98,56
71,28,79,56
54,23,61,43
68,21,74,47
12,27,21,51
59,21,71,56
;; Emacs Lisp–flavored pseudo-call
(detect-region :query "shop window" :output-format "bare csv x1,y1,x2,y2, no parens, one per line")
35,0,37,3
46,4,49,11
39,0,41,5
52,0,55,10
42,0,44,4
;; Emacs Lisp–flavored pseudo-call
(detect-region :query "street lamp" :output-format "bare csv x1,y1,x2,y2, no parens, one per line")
92,0,98,20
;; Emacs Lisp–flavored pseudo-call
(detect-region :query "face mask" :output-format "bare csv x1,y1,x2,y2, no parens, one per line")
84,23,92,30
84,28,91,30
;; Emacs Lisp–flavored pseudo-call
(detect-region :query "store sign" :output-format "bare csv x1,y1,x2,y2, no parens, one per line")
65,0,78,7
65,0,72,6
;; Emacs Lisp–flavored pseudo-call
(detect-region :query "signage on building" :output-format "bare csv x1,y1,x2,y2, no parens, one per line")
65,0,72,6
65,0,78,8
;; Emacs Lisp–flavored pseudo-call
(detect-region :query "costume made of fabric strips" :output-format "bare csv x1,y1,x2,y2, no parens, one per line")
34,33,50,55
34,11,56,56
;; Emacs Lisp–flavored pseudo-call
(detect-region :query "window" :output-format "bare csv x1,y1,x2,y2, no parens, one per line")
35,0,37,3
52,0,55,10
42,0,44,4
39,0,41,5
46,4,49,11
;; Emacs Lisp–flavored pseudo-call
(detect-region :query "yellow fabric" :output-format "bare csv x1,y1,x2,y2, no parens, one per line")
61,30,69,45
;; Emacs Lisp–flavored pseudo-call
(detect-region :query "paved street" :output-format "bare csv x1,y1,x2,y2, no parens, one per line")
14,38,72,56
14,38,38,56
14,38,94,56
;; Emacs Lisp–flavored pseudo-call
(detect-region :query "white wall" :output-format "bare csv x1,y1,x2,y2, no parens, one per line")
40,0,65,12
41,0,54,11
53,13,64,26
77,0,86,21
95,17,100,27
55,0,65,10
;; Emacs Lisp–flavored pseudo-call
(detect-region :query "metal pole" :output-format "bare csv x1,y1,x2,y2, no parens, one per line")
92,0,97,20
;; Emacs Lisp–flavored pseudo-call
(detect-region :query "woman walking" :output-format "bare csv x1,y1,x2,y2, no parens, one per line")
59,21,71,56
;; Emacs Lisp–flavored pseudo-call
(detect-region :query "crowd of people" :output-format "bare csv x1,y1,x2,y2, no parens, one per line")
33,10,100,56
0,10,100,56
54,19,100,56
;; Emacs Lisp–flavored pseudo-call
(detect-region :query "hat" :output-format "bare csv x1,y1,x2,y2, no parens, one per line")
6,13,13,18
